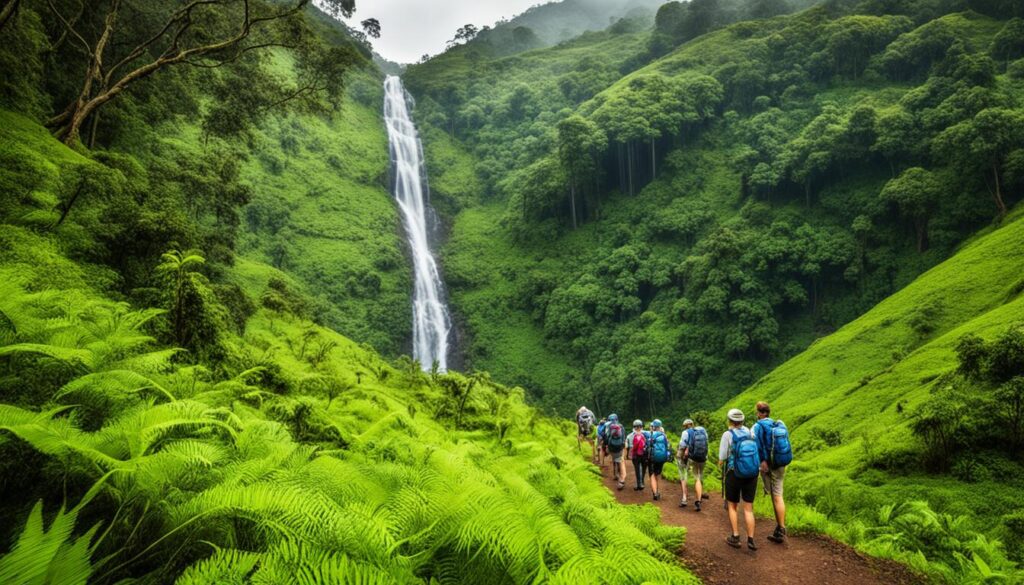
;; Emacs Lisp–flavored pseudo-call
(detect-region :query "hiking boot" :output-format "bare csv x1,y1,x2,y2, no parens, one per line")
653,492,661,501
679,498,687,508
767,526,787,543
726,534,741,548
694,500,702,512
747,537,758,551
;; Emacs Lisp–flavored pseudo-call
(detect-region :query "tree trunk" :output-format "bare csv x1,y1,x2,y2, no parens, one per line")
0,0,19,32
569,180,577,229
622,141,630,196
993,163,1008,220
915,218,929,253
53,178,86,228
650,139,656,180
88,111,101,149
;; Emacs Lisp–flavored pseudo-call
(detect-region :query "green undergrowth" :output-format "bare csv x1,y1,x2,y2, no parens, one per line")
0,208,697,584
234,84,412,356
717,208,1024,582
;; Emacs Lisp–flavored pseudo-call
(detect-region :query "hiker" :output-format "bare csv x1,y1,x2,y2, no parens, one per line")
719,408,760,551
576,406,597,462
676,418,708,511
754,401,792,544
626,419,648,491
647,419,671,501
603,414,627,490
596,417,608,466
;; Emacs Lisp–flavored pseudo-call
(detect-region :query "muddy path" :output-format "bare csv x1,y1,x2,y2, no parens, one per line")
598,459,923,584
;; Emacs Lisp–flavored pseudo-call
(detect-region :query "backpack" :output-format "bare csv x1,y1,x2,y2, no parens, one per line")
686,427,709,463
606,423,625,451
767,420,793,468
729,429,760,479
650,431,670,463
578,410,595,435
631,431,647,458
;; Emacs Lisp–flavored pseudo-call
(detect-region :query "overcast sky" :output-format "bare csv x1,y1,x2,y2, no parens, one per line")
339,0,543,64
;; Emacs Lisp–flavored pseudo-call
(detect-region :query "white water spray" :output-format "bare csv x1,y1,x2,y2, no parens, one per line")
383,76,452,372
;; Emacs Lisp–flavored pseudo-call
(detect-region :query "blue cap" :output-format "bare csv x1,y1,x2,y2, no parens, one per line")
609,413,618,422
652,419,662,428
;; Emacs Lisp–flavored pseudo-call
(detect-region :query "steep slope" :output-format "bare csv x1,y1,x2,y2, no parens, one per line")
408,5,1024,420
0,103,698,585
718,208,1024,577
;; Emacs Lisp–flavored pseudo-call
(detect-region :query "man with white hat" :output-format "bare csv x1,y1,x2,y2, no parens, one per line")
718,408,760,551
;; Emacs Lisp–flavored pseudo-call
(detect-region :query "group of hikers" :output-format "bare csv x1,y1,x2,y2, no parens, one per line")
575,402,793,551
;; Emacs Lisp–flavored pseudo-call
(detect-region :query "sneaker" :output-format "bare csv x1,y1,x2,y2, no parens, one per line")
679,499,688,508
726,534,741,548
617,481,625,491
694,500,702,512
767,526,787,543
701,493,710,500
747,537,758,551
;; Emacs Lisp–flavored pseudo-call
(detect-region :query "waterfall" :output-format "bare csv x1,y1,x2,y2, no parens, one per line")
383,75,453,372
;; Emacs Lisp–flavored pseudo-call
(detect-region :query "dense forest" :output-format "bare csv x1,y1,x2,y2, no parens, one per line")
1,0,1023,583
406,0,1024,419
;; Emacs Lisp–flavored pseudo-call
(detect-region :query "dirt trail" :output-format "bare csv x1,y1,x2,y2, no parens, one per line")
598,460,923,585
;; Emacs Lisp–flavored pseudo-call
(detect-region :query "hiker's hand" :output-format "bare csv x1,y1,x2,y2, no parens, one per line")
760,461,769,473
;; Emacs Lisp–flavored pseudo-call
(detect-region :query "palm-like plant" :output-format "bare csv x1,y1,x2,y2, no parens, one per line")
156,249,205,346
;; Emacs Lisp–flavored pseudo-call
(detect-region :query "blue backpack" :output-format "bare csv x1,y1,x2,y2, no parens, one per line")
766,420,793,468
686,427,709,463
729,429,760,479
650,431,670,463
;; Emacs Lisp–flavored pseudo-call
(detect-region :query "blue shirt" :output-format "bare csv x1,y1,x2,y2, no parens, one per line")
753,418,774,462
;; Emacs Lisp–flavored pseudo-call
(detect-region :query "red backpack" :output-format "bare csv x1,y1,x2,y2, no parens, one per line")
632,431,647,458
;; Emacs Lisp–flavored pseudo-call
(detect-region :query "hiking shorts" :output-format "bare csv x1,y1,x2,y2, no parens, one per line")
677,459,704,483
725,469,757,504
649,460,665,476
762,465,786,497
610,448,624,463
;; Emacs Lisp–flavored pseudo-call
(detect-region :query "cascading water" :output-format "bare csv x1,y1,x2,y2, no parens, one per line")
383,75,453,372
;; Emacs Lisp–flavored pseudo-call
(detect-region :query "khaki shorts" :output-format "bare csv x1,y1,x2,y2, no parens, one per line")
762,465,786,497
676,458,704,483
610,449,624,463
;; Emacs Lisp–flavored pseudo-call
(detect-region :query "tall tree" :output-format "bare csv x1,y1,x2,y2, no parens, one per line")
934,108,1024,219
880,167,942,252
557,115,607,229
44,0,356,145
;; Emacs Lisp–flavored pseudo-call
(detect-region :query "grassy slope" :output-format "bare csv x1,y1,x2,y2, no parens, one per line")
234,82,412,357
719,208,1024,560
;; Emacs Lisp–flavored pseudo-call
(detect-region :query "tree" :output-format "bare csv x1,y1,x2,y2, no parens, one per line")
991,18,1024,65
157,249,206,346
44,0,357,145
933,108,1024,219
880,167,942,252
448,23,478,47
556,115,607,228
360,17,380,39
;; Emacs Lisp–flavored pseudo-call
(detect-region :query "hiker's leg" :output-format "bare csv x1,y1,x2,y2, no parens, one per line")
694,463,703,500
742,478,756,538
743,502,755,539
727,501,739,535
773,494,786,528
773,467,786,528
678,460,688,501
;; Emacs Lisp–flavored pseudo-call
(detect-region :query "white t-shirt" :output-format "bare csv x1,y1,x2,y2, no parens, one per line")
718,426,752,463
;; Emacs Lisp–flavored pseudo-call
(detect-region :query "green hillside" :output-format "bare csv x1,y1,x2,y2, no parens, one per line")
3,0,1024,583
712,206,1024,578
407,4,1024,421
